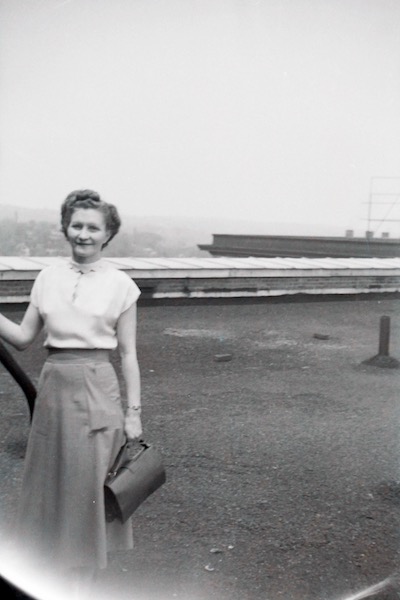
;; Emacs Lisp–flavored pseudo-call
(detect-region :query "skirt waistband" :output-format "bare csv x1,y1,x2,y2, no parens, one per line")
46,348,111,363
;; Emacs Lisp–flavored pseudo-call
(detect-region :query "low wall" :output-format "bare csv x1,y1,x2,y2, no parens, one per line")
1,256,400,302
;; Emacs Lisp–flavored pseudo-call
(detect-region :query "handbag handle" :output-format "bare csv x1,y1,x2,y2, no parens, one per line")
107,440,154,481
109,439,146,475
125,438,149,449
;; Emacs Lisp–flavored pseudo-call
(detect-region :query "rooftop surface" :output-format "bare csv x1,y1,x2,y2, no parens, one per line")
0,296,400,600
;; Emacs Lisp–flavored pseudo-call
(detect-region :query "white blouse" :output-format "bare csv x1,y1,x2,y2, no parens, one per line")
30,258,141,349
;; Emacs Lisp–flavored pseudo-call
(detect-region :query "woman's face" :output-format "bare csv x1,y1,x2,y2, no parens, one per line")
66,208,110,263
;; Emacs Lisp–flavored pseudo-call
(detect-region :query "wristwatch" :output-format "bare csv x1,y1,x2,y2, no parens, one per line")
127,406,141,413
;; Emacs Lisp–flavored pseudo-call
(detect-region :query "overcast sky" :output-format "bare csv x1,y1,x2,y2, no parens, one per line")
1,0,400,235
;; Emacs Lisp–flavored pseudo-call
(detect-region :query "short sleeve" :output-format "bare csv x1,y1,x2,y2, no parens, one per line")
120,277,141,313
30,270,44,309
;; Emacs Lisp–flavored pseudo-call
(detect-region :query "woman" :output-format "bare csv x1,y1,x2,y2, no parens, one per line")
0,190,142,596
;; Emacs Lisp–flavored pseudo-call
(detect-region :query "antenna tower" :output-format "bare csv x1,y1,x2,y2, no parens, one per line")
365,177,400,238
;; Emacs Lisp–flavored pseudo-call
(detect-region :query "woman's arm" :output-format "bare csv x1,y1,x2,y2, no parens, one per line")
117,302,142,440
0,304,43,350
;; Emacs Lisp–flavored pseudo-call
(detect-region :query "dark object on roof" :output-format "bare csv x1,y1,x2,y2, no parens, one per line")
198,234,400,259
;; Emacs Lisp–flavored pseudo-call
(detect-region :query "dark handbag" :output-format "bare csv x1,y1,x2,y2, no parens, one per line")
104,440,166,523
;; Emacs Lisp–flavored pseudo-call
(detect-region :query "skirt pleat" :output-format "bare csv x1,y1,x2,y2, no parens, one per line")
14,351,133,571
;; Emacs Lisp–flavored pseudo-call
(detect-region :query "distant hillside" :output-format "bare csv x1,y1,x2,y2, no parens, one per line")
0,205,58,223
0,203,348,257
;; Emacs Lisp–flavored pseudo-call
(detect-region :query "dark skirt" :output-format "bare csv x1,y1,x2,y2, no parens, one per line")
14,349,133,571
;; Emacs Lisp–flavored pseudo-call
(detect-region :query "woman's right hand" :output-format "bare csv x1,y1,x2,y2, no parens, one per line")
0,303,43,350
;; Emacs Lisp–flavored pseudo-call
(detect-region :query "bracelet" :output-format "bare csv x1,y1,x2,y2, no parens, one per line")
126,406,141,413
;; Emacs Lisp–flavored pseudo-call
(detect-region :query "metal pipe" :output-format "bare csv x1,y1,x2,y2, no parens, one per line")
0,340,36,419
378,315,390,356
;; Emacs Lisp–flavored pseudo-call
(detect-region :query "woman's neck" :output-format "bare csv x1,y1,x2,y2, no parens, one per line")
71,254,102,265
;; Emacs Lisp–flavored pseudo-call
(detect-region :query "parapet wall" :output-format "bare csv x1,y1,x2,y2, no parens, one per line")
1,256,400,302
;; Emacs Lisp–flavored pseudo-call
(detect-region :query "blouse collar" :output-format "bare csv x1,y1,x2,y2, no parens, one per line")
68,258,105,274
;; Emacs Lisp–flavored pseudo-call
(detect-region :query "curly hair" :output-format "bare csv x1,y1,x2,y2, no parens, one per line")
60,189,121,248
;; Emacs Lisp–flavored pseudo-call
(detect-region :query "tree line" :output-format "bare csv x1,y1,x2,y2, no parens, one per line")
0,219,203,258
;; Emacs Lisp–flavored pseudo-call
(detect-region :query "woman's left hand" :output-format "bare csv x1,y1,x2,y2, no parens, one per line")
124,411,143,441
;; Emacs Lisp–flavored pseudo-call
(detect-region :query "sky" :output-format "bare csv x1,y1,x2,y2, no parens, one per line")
1,0,400,236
